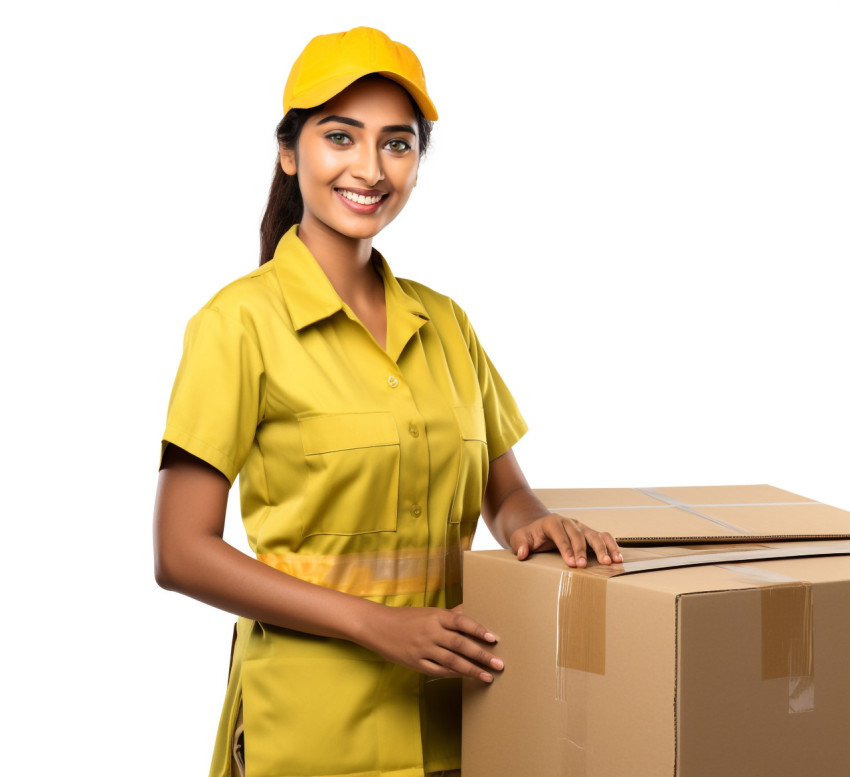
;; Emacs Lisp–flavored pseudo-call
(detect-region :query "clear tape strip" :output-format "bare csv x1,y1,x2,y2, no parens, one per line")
711,565,816,714
555,571,592,777
761,582,815,715
714,564,799,584
788,640,816,714
636,488,751,533
555,572,568,702
548,501,817,510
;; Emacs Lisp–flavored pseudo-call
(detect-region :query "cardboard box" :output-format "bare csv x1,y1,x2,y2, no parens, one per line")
462,485,850,777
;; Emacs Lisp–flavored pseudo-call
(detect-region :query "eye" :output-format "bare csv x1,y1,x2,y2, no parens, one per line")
326,132,352,146
385,138,412,154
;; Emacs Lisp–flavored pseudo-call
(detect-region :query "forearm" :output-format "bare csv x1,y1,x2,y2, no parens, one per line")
480,449,622,566
156,535,381,646
154,447,381,647
153,446,504,681
485,485,550,548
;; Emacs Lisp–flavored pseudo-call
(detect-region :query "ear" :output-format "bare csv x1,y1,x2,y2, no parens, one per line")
279,144,297,176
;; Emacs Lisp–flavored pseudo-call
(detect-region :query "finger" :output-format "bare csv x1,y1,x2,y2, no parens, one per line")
583,529,612,565
429,647,496,683
527,521,556,554
541,515,577,567
418,658,460,680
443,631,504,672
446,610,500,643
578,526,623,565
604,532,624,563
509,528,531,561
561,519,588,568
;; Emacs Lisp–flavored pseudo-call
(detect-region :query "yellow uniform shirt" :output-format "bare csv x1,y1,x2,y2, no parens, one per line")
161,226,527,777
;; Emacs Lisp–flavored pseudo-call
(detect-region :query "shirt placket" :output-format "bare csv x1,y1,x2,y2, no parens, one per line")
382,362,431,607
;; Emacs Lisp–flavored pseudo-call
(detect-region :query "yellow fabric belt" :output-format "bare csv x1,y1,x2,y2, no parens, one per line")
257,545,466,598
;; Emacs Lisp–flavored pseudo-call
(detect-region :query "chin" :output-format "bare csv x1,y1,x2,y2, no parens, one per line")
336,216,397,240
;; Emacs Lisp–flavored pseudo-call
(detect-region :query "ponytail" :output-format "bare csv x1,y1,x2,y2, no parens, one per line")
259,108,316,265
259,77,434,266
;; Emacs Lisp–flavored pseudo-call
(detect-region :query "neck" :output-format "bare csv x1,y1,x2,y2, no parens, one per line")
296,218,380,303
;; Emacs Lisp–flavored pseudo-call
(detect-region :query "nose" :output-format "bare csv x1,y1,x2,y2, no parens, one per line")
350,143,384,186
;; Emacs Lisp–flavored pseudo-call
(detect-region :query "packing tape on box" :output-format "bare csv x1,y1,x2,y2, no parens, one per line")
761,582,815,713
556,570,607,678
718,564,814,714
561,667,590,777
555,570,607,777
635,488,751,533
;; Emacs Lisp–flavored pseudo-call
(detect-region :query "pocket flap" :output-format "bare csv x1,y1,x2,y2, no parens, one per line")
452,405,487,443
300,412,399,455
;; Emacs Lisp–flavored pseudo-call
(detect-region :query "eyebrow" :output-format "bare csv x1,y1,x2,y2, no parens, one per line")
316,115,416,135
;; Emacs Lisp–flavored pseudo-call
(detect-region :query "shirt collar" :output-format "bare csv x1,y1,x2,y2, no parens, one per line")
271,226,429,348
272,226,344,330
372,246,430,362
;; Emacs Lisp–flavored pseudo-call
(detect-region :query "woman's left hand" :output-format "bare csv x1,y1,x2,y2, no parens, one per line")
509,513,623,568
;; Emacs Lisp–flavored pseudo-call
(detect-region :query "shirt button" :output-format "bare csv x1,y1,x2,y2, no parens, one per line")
387,376,399,388
410,504,422,517
409,424,419,438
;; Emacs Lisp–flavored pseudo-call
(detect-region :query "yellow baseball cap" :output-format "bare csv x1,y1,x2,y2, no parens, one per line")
283,26,438,120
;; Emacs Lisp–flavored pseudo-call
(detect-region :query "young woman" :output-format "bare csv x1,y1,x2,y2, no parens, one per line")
154,26,622,777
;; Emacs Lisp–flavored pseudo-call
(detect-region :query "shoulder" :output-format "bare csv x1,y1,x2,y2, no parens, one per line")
202,262,278,318
188,261,282,342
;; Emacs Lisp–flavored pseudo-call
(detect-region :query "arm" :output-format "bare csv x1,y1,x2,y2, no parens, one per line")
153,444,504,682
480,449,623,568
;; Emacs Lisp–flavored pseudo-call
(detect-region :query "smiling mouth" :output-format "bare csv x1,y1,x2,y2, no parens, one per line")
336,188,388,206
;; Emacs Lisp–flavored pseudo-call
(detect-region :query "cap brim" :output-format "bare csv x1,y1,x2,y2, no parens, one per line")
287,70,438,121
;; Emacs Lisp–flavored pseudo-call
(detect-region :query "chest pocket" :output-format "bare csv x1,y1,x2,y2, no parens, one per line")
298,411,400,537
448,405,489,525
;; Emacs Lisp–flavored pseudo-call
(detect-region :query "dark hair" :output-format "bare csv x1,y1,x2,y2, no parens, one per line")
259,76,434,265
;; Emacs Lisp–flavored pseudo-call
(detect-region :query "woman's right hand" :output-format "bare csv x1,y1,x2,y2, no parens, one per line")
359,604,504,683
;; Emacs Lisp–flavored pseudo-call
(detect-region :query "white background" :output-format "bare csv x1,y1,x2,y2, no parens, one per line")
2,1,848,774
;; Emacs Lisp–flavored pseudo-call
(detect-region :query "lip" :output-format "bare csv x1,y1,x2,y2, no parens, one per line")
334,187,389,214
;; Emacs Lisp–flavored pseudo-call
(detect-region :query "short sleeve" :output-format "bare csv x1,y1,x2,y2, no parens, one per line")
460,310,529,461
160,306,266,485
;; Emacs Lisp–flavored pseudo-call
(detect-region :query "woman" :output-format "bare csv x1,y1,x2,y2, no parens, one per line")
154,26,622,777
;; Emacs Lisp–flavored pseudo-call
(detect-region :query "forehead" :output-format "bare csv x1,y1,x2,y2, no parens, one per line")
312,77,418,127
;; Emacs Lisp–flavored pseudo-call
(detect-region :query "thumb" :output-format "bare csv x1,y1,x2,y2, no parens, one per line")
510,530,530,561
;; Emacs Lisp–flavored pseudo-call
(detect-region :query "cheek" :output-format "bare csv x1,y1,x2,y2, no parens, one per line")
316,147,348,181
391,159,420,196
298,145,343,189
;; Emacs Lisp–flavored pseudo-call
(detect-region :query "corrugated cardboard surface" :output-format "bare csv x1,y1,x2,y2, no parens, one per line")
676,557,850,775
462,550,850,777
533,484,850,544
463,551,678,777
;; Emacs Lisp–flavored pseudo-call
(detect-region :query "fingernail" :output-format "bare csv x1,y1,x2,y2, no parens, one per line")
481,672,494,683
490,658,504,670
603,554,611,563
484,632,497,642
577,557,587,567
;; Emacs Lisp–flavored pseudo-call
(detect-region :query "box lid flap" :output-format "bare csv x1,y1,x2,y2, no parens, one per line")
617,539,850,573
534,484,850,544
467,540,850,582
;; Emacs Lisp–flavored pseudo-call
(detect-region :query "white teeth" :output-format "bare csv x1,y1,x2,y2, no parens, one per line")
339,189,384,205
